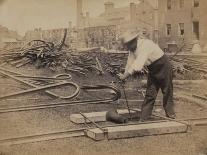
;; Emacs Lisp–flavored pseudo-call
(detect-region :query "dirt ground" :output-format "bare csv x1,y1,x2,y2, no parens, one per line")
0,64,207,155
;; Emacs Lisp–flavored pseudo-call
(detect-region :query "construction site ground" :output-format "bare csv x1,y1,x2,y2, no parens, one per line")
0,63,207,155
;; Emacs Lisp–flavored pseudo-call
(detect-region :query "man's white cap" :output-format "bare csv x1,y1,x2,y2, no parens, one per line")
120,29,139,44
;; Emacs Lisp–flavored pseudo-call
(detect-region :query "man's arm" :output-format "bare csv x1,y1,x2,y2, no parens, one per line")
118,52,135,80
127,50,148,74
119,49,148,81
124,52,135,74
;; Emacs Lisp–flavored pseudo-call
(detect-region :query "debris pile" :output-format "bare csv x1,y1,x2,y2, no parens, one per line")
63,52,104,76
0,29,69,70
1,32,207,80
170,56,207,79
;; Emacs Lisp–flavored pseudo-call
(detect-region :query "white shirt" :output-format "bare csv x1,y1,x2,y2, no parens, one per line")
125,38,164,74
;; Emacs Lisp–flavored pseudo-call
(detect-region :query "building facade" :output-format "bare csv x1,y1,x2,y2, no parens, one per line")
158,0,207,51
83,25,117,49
77,0,156,48
0,25,22,49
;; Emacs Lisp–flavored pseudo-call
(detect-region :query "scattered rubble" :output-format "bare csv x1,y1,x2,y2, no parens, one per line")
1,34,207,80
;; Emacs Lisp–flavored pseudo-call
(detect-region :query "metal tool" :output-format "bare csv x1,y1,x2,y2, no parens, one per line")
0,84,121,113
81,84,121,101
0,67,76,99
120,81,132,120
15,74,72,81
80,112,108,135
0,67,72,81
0,81,80,101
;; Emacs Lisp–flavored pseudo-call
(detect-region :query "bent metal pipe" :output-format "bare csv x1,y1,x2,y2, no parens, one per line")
0,81,80,101
0,67,74,99
0,85,121,114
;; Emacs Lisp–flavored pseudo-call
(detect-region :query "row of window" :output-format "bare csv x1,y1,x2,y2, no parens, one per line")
166,23,184,36
167,0,199,10
166,22,200,39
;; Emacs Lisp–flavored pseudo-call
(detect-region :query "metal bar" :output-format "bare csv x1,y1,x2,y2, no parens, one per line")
0,81,74,100
0,99,113,114
0,68,58,98
0,85,121,113
95,57,104,74
121,83,132,120
15,74,72,80
80,112,107,133
0,128,85,145
0,69,77,99
192,94,207,101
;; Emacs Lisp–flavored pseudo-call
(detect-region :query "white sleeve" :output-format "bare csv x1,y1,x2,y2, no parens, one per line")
127,43,149,74
124,52,135,74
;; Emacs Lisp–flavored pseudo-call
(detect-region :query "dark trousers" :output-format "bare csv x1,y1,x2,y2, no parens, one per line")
140,55,175,120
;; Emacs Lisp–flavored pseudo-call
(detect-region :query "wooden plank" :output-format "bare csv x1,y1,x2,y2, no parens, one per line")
70,109,141,124
118,99,161,104
86,121,187,141
141,80,205,85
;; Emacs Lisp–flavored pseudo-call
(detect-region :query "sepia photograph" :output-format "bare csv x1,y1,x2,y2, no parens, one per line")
0,0,207,154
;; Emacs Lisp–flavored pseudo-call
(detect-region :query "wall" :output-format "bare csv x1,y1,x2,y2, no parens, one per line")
199,0,207,48
134,1,155,40
158,0,193,49
82,25,117,49
158,0,207,51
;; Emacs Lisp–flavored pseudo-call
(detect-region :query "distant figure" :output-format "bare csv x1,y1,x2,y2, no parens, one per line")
192,40,202,53
118,29,176,121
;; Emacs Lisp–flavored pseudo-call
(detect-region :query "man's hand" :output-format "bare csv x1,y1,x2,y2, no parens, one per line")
118,73,125,80
117,72,130,81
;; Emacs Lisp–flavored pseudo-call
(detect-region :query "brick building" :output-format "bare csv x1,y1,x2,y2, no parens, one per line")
77,0,156,48
79,1,131,29
79,0,155,32
158,0,207,51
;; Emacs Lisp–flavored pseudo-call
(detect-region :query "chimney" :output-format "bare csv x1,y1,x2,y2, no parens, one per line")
86,12,90,18
130,3,136,22
104,1,114,13
68,21,72,29
77,0,83,28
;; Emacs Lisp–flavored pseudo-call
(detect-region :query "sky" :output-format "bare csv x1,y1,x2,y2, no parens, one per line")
0,0,154,35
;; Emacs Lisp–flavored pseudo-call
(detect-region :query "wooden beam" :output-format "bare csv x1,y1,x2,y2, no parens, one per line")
86,121,187,141
141,80,205,85
70,109,141,124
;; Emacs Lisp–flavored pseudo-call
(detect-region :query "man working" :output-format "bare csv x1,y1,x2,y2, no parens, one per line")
118,30,175,121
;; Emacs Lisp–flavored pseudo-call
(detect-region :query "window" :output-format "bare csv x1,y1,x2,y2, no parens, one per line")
166,24,171,36
179,23,184,36
193,21,199,39
180,0,184,8
193,0,199,7
167,0,172,10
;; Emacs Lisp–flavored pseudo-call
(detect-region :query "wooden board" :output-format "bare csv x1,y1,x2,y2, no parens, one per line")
70,109,141,124
141,80,205,85
86,121,187,141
